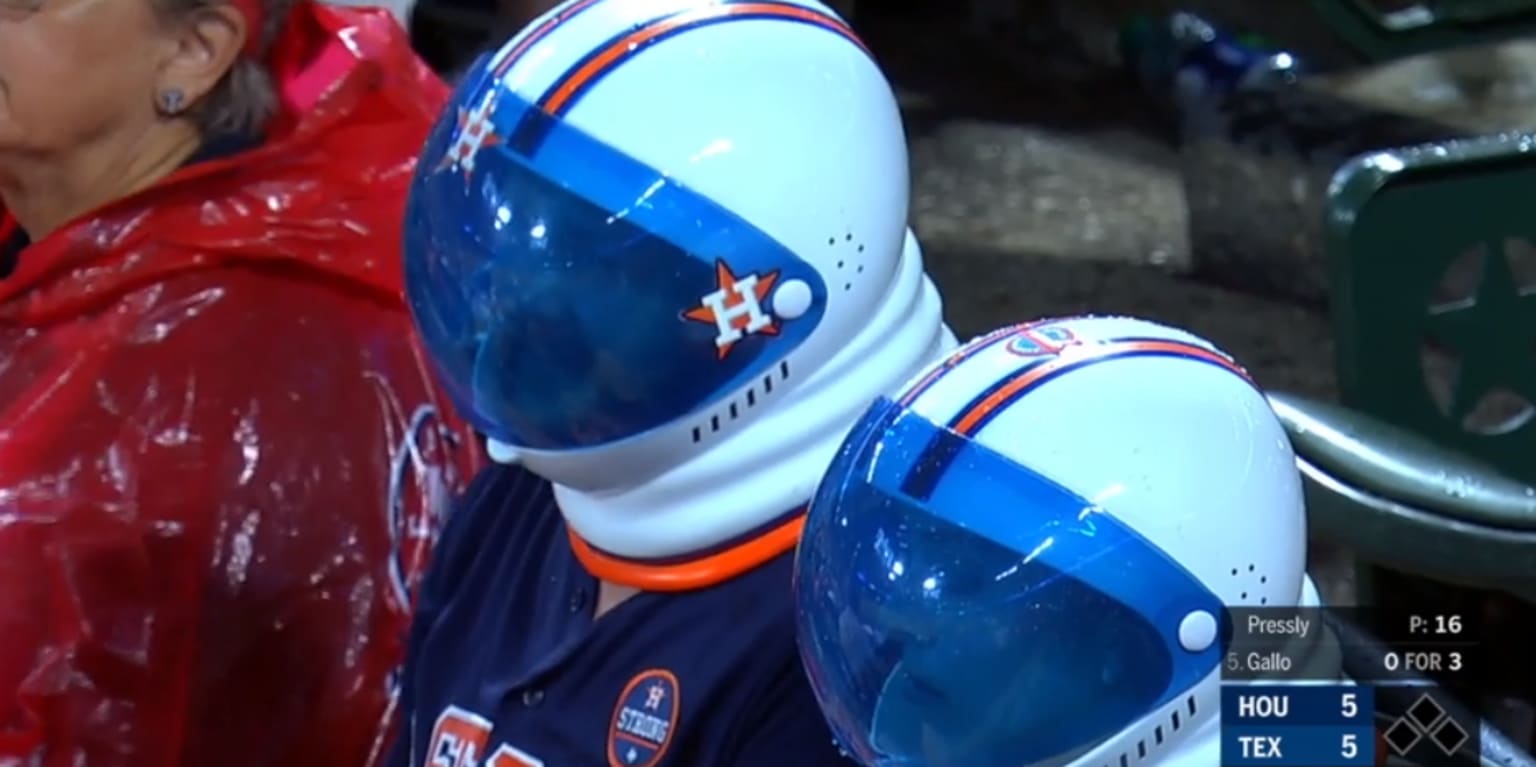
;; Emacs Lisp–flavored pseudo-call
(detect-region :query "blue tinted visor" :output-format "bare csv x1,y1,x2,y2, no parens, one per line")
795,397,1227,767
403,76,827,450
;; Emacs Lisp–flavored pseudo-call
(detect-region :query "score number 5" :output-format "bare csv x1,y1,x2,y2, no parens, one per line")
1342,734,1359,759
1341,692,1360,760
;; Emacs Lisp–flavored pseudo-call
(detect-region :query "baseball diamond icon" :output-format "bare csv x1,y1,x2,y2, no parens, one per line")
1383,693,1470,757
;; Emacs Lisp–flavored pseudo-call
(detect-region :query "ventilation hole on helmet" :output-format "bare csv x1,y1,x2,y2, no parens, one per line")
1241,592,1248,600
1248,564,1255,571
825,232,868,287
1230,568,1238,576
1260,575,1267,583
1260,597,1268,605
1098,693,1201,767
689,362,791,445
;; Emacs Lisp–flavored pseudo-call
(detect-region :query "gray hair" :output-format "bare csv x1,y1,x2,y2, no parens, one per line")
156,0,297,137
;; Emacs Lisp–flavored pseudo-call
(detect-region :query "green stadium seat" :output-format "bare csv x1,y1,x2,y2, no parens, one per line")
1283,133,1536,602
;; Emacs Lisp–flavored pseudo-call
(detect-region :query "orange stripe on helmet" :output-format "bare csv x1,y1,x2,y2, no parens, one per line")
538,2,867,117
950,339,1252,438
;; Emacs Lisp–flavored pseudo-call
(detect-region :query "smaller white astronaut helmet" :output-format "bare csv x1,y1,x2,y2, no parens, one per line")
402,0,951,586
795,315,1307,767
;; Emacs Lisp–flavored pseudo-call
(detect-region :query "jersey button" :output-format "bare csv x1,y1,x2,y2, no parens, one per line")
522,688,544,707
569,588,589,613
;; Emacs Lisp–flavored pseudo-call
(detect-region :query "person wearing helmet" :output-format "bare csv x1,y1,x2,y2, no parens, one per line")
795,316,1339,767
387,1,954,765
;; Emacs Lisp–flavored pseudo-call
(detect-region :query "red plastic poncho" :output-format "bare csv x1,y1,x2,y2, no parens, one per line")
0,5,480,766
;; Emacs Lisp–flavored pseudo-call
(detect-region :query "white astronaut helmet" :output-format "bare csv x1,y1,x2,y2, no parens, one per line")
795,315,1308,767
402,0,951,588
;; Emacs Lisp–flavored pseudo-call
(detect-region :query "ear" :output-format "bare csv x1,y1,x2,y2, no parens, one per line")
156,4,249,107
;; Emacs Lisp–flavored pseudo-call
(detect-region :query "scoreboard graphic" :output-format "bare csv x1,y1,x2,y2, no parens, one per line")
1221,608,1479,766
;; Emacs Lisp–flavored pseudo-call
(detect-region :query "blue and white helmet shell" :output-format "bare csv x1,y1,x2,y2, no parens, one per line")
402,0,951,564
795,315,1306,767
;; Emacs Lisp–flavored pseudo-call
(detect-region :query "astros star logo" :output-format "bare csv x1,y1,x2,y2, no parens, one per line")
437,92,501,181
684,260,780,359
644,683,667,710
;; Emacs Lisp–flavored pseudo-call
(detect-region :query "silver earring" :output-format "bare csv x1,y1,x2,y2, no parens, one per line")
156,88,186,116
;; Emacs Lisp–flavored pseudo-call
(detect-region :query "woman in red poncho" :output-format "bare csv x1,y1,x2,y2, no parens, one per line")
0,0,480,764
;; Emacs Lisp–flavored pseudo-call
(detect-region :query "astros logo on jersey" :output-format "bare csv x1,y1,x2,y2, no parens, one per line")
608,669,680,767
683,260,781,359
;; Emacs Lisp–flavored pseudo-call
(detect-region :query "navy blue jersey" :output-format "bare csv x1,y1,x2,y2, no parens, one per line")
387,463,852,767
